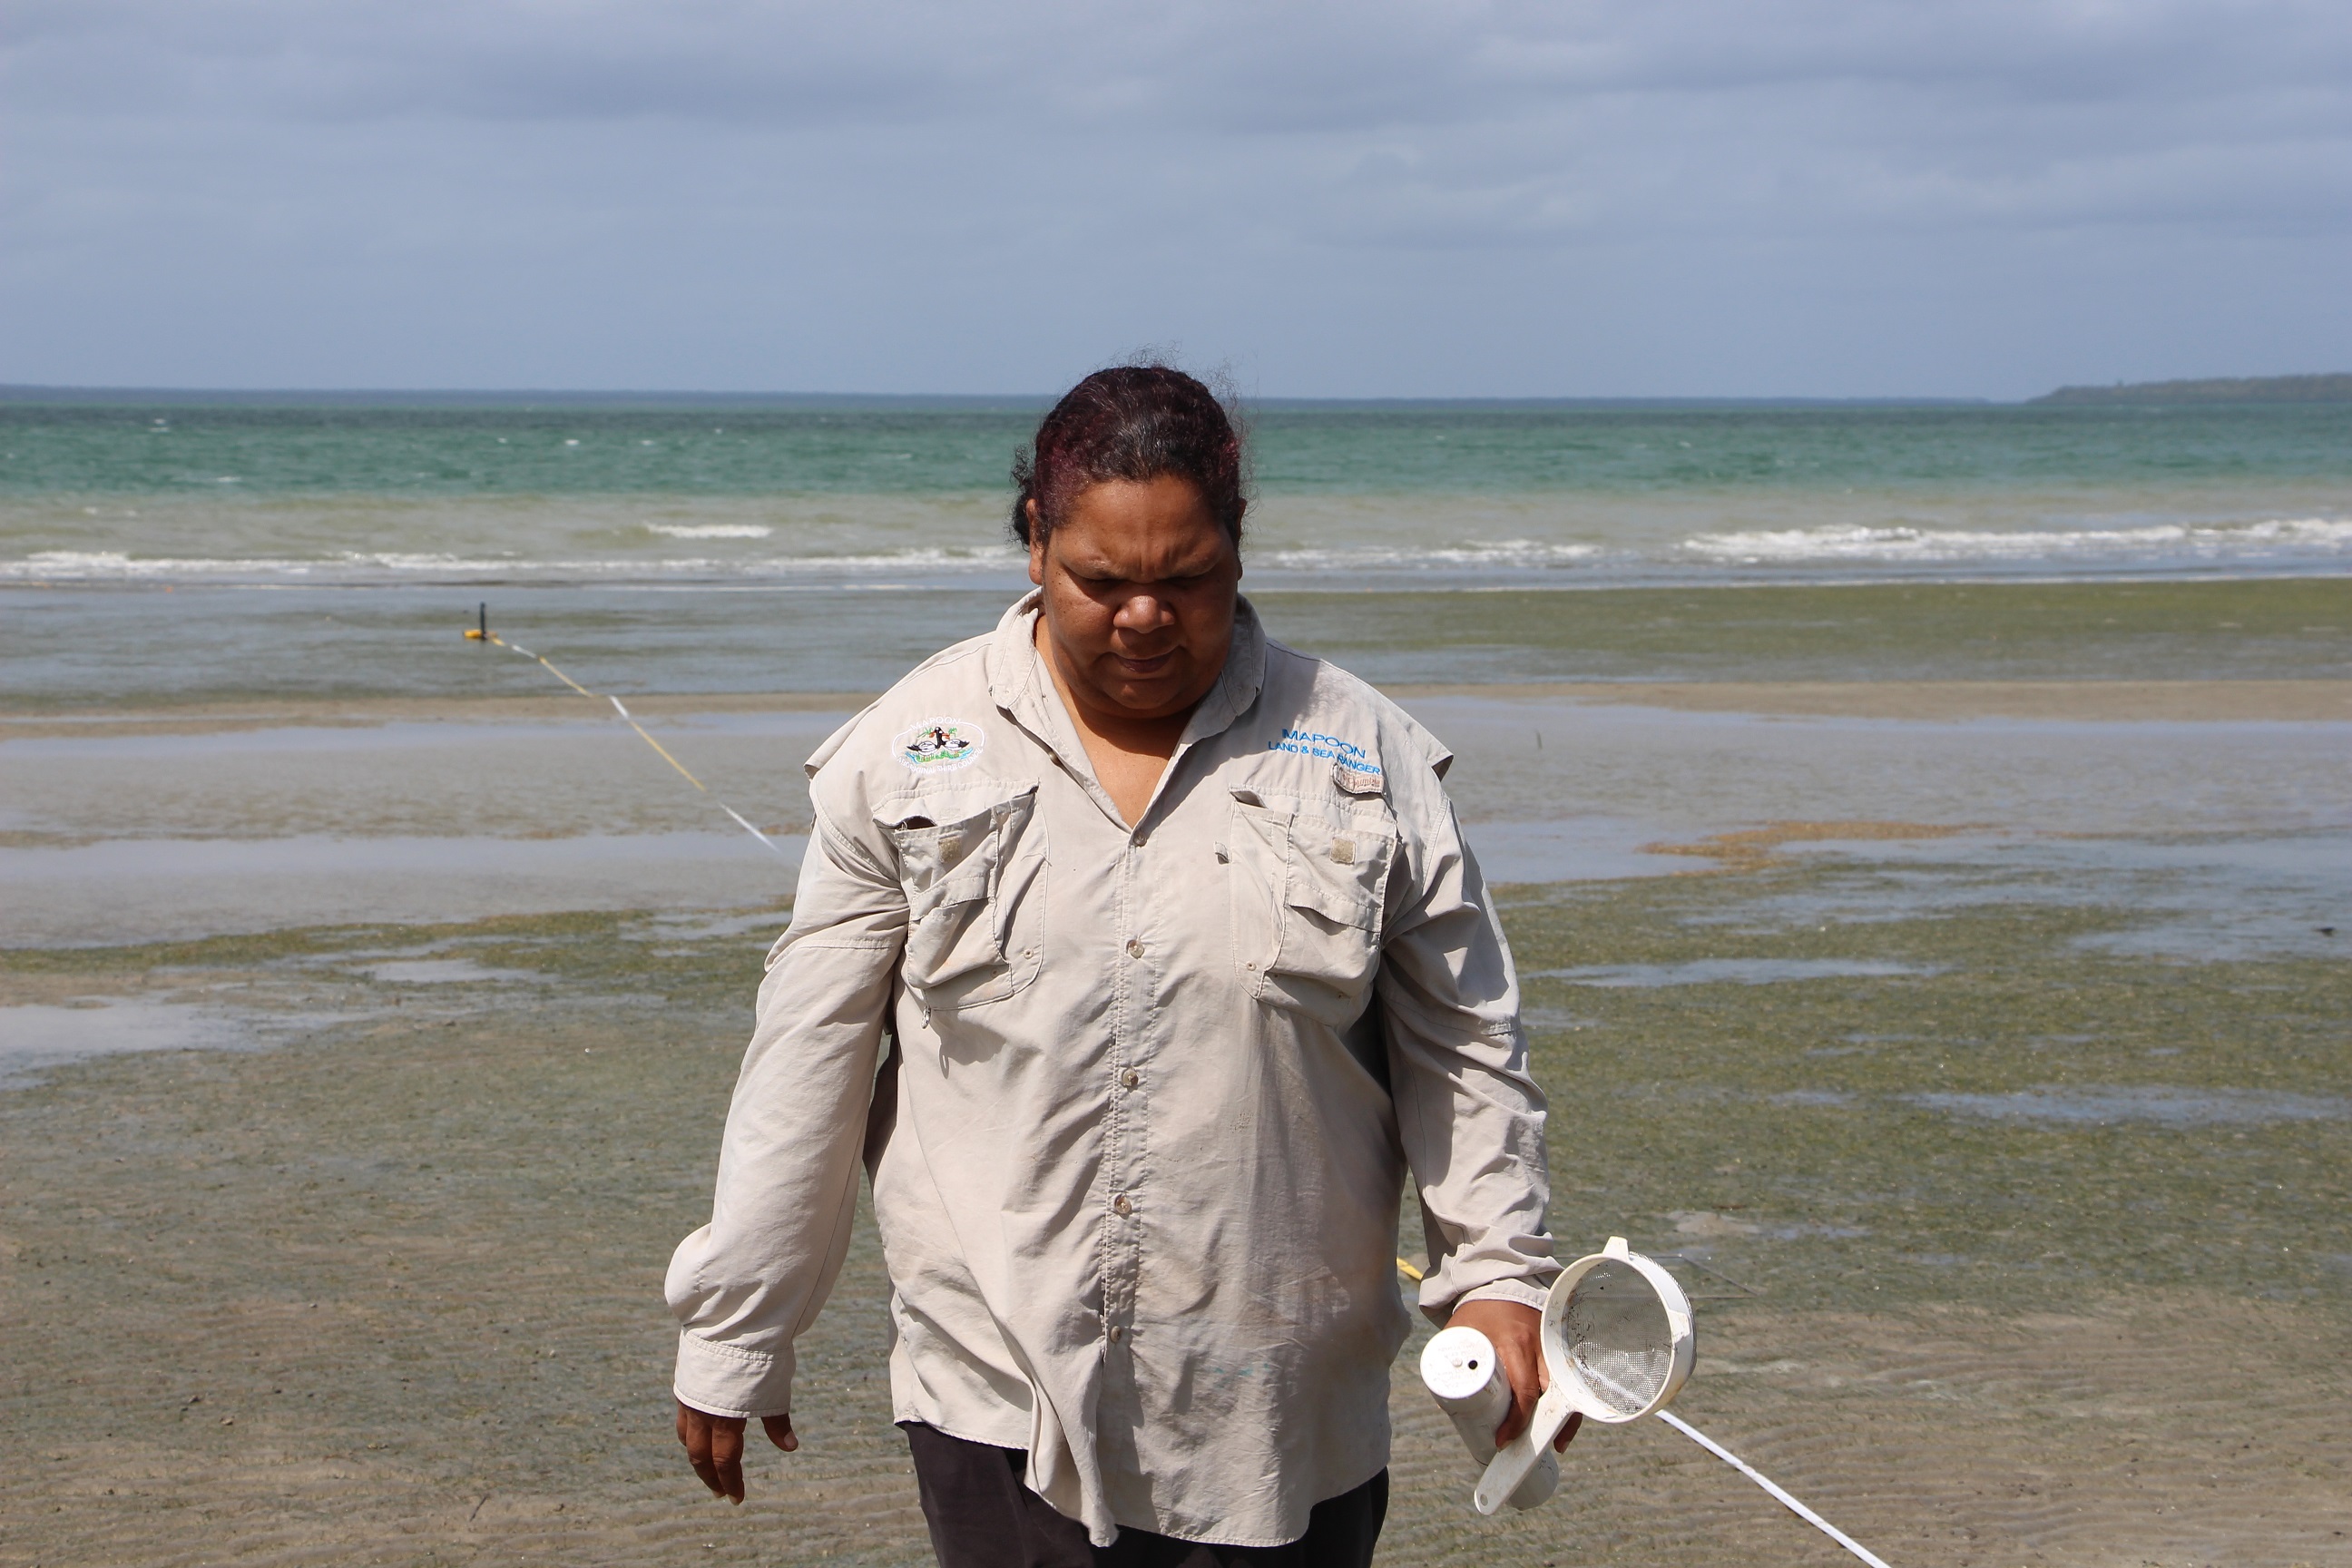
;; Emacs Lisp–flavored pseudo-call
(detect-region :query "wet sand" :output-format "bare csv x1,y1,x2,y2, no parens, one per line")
0,691,881,740
4,850,2347,1567
5,622,2347,1563
10,681,2347,949
1389,677,2352,722
6,676,2350,738
7,576,2347,713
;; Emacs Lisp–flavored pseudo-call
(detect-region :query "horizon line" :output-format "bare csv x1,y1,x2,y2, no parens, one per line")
0,382,1996,411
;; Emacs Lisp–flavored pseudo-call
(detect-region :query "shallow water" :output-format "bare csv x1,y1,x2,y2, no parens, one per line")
1530,958,1931,987
1724,830,2352,964
5,687,2344,957
0,830,801,946
0,998,242,1083
1419,693,2352,840
1909,1086,2350,1127
5,577,2347,708
361,957,552,985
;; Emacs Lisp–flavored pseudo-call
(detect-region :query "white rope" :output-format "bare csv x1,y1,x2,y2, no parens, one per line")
1655,1409,1895,1568
721,804,783,852
475,627,788,858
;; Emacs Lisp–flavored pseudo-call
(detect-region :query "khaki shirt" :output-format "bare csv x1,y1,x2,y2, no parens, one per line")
668,593,1555,1548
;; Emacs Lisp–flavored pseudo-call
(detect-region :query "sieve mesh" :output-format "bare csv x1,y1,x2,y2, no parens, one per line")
1560,1259,1672,1415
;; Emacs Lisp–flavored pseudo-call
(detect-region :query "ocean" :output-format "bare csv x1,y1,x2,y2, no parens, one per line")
10,399,2352,583
5,397,2349,703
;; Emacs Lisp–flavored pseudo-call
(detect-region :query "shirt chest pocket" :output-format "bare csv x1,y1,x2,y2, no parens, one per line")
1228,792,1397,1028
881,785,1045,1011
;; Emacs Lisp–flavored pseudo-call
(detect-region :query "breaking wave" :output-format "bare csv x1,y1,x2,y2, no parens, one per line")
0,546,1024,583
643,523,774,539
8,519,2347,586
1259,540,1602,572
1681,517,2352,566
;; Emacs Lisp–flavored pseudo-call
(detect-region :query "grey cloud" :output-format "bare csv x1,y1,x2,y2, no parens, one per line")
14,0,2347,241
3,0,2348,393
14,1,2349,130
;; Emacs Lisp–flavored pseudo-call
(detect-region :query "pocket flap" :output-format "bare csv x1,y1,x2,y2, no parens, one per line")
1282,816,1395,931
879,786,1037,919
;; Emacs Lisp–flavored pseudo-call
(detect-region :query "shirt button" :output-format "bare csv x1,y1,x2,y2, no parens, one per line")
1120,1068,1141,1089
1112,1192,1132,1216
1126,938,1144,958
1132,829,1149,847
1108,1324,1123,1342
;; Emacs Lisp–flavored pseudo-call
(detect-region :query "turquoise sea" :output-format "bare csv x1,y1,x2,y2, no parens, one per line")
4,397,2349,703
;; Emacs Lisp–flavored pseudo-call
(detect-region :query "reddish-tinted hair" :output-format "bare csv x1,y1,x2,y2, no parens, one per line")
1011,365,1248,548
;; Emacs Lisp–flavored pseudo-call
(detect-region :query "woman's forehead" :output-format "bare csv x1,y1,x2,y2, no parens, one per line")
1046,479,1238,577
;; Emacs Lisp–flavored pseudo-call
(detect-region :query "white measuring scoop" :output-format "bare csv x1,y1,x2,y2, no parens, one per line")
1420,1326,1560,1510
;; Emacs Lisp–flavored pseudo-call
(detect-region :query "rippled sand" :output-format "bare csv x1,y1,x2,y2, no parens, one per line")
3,847,2347,1565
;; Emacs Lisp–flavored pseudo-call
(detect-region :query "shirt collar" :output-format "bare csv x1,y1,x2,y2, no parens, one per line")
1183,594,1266,745
986,590,1267,750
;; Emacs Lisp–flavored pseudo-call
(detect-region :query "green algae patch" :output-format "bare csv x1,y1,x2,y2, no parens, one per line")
0,903,787,1014
1258,576,2352,683
0,897,906,1564
1499,861,2352,1318
5,878,2349,1565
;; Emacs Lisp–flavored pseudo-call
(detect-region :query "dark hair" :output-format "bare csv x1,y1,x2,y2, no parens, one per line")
1011,365,1248,548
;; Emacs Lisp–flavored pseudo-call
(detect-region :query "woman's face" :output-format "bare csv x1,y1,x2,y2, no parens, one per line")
1027,475,1242,725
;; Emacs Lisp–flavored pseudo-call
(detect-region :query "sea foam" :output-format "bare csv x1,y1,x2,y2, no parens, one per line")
644,523,774,539
1682,517,2352,565
1259,540,1602,572
0,545,1023,583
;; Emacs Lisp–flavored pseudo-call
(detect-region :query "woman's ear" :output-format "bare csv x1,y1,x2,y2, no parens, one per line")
1026,499,1047,586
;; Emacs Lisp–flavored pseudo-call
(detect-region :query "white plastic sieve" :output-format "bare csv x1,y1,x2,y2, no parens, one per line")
1473,1236,1694,1513
1437,1236,1897,1568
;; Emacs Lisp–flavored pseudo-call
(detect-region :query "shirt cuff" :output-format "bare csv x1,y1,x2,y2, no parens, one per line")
1438,1277,1551,1317
673,1333,796,1420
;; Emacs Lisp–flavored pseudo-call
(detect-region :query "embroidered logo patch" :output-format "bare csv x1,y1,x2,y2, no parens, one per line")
896,717,985,773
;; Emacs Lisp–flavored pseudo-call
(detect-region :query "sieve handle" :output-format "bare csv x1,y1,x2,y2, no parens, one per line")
1473,1383,1574,1515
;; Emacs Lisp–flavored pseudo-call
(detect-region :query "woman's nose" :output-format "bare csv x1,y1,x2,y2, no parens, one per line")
1115,593,1173,631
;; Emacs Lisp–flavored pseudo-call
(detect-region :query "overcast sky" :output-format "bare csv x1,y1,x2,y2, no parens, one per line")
5,0,2349,397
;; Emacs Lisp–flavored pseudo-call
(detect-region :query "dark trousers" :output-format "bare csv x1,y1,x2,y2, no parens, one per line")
902,1422,1387,1568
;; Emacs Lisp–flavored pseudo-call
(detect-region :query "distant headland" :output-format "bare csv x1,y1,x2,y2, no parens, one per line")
2032,373,2352,406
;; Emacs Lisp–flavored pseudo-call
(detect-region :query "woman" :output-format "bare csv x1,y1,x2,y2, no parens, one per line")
668,366,1563,1565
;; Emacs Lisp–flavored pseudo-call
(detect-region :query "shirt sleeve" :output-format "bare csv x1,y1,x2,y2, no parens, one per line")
665,801,906,1417
1377,789,1558,1323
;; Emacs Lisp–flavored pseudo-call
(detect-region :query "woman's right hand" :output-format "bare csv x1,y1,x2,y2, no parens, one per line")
675,1400,799,1504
